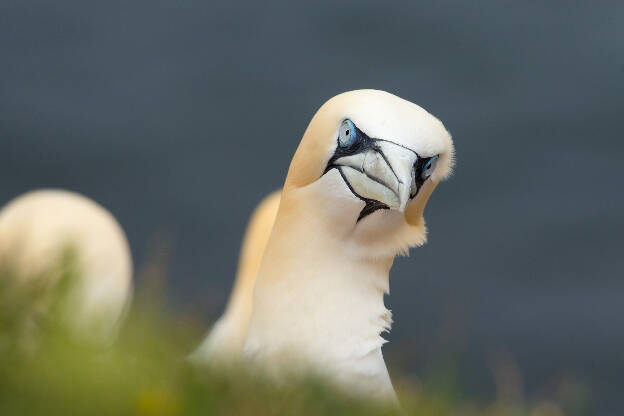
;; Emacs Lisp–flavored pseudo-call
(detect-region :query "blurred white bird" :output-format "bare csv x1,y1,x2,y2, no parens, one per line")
0,189,132,342
194,90,454,402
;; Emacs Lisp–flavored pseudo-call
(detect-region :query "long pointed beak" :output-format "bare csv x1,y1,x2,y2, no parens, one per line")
332,141,418,211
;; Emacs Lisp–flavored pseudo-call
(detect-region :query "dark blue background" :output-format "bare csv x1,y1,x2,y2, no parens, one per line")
1,1,622,413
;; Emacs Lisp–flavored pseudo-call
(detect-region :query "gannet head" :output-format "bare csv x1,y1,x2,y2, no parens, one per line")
283,90,454,257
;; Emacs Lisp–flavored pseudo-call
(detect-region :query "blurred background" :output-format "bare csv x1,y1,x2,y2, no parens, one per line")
1,1,622,414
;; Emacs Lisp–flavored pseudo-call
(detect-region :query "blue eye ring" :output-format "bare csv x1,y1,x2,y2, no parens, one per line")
421,155,439,180
338,119,357,147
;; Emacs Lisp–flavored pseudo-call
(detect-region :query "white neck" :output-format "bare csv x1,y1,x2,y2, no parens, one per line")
243,174,399,401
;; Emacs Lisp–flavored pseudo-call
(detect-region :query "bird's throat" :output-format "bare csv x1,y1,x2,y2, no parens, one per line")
243,200,396,399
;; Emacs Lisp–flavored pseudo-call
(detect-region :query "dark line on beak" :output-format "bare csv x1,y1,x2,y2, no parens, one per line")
333,167,390,222
372,143,402,184
374,138,420,157
328,163,399,200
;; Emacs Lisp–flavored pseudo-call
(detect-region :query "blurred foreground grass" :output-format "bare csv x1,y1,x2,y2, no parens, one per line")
0,253,585,416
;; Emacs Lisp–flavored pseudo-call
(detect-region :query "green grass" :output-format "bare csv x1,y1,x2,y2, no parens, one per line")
0,253,585,416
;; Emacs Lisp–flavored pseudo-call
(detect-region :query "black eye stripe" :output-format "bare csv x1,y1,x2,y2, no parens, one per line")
327,124,376,169
411,156,437,198
414,156,433,175
327,120,438,176
325,119,440,210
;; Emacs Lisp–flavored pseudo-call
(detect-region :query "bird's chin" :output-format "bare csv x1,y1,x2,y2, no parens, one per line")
332,166,407,221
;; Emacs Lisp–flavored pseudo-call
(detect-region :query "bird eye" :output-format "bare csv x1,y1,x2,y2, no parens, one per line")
421,155,439,180
338,119,357,147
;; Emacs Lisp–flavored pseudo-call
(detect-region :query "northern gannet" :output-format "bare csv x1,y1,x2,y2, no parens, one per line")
0,189,133,342
198,89,454,401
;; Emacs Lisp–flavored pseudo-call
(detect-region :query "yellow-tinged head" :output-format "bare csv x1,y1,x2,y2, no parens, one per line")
280,90,454,257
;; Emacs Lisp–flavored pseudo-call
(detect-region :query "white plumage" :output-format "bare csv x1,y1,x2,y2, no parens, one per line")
196,90,454,402
0,189,132,342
